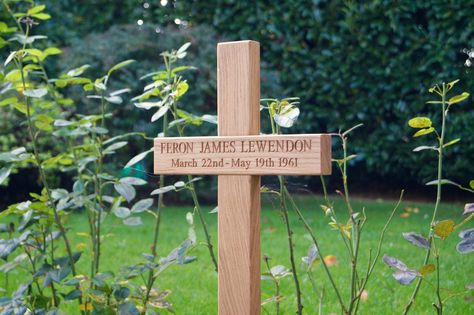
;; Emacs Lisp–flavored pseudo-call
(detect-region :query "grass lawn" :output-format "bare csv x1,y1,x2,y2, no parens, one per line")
1,194,473,314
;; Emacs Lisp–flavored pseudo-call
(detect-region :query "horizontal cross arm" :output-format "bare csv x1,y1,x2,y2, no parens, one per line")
153,134,331,175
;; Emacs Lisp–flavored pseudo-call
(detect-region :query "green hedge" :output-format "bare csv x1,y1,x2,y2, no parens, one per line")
171,0,474,188
42,0,474,190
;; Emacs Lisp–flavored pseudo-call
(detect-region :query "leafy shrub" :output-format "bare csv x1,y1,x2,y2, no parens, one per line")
383,80,474,314
0,2,199,313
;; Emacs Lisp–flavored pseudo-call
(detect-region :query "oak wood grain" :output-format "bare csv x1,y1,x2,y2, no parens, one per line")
217,40,261,315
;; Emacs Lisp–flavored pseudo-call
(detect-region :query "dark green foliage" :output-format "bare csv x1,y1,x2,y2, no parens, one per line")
43,0,474,189
168,0,474,188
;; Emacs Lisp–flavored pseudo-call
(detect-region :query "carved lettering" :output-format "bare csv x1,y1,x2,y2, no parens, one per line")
161,139,312,155
154,135,330,175
171,158,197,167
161,142,194,154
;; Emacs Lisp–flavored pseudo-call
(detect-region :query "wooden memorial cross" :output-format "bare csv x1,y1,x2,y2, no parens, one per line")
154,40,332,314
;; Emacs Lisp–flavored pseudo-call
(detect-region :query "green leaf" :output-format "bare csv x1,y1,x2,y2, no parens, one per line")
176,42,191,59
151,105,169,122
34,114,54,132
150,185,175,195
114,287,130,301
51,189,69,200
176,81,189,98
448,92,469,105
419,264,436,276
413,145,437,152
413,127,435,137
447,79,460,89
274,106,300,128
134,102,160,110
0,253,27,272
425,179,459,186
434,220,455,239
24,88,48,98
172,65,194,75
402,232,429,249
54,119,74,127
107,59,135,77
36,114,54,124
463,204,474,215
24,48,43,57
457,234,474,254
408,117,432,129
114,183,135,203
32,13,51,20
113,206,131,219
443,138,460,148
124,148,153,168
44,47,61,56
4,51,17,66
201,114,217,124
103,141,128,154
27,5,46,15
470,180,474,190
66,64,90,77
105,95,123,104
62,289,82,301
39,47,62,60
131,198,154,213
0,22,17,33
123,217,142,226
119,177,147,186
37,100,54,109
118,302,141,314
382,255,420,285
0,166,12,185
94,80,106,90
174,181,185,188
14,103,28,114
109,88,131,96
0,37,7,49
34,122,52,132
0,97,18,107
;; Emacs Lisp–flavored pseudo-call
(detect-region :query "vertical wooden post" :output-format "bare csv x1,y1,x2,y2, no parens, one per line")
217,41,261,315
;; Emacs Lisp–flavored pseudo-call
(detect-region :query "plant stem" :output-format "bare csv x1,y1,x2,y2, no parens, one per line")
93,92,107,275
24,247,43,295
339,134,361,314
278,176,303,315
264,257,280,315
167,62,218,271
144,109,168,309
353,190,404,305
186,177,218,271
267,102,302,313
284,188,347,313
434,245,443,314
18,56,84,312
318,287,325,315
266,99,345,312
69,139,97,283
14,19,85,307
404,84,447,314
320,176,353,255
19,64,75,274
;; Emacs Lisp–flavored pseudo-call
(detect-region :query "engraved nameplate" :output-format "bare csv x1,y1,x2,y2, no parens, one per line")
154,134,331,175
